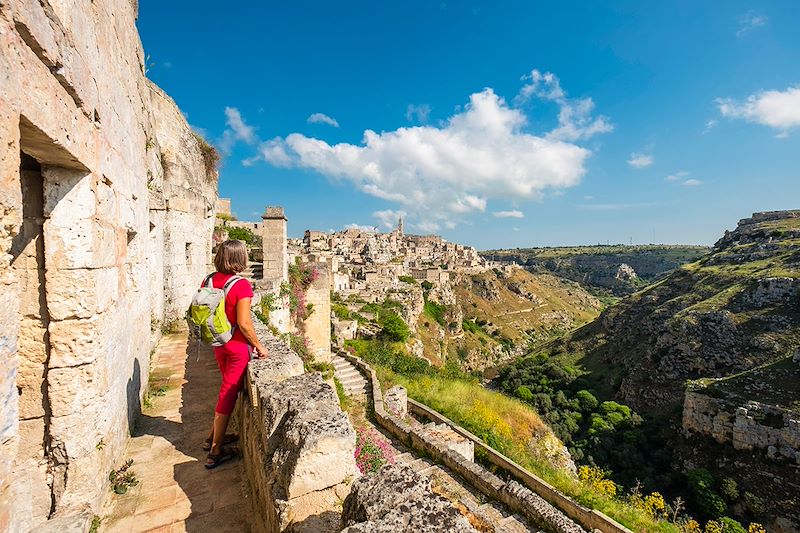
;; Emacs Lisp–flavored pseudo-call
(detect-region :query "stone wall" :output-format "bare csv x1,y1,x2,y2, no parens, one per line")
683,391,800,463
304,264,332,362
237,316,359,532
0,1,216,530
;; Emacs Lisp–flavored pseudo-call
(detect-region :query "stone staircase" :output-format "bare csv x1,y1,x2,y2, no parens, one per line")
331,354,369,397
393,451,542,532
242,261,263,281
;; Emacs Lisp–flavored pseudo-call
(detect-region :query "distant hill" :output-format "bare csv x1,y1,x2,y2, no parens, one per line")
482,244,709,295
499,211,800,528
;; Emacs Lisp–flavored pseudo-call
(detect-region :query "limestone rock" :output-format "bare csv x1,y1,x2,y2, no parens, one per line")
341,464,478,532
384,386,407,417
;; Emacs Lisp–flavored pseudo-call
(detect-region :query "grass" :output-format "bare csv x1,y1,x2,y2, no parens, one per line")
375,366,679,532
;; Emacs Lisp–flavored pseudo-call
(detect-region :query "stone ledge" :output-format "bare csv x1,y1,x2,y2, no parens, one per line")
238,328,359,533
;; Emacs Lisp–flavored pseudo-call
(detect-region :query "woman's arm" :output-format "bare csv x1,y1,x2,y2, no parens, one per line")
235,297,268,358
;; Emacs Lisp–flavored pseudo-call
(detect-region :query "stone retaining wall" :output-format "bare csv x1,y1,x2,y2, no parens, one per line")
337,350,633,533
683,391,800,463
237,319,360,532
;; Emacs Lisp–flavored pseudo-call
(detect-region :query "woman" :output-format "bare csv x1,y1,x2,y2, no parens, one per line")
203,239,268,468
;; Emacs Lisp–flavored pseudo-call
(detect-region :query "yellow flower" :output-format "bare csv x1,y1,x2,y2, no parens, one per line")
705,520,723,533
748,524,766,533
683,519,702,533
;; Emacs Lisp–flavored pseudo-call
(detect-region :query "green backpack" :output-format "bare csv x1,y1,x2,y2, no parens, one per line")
186,274,243,346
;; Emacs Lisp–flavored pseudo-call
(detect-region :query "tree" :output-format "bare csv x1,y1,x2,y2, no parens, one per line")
379,312,410,342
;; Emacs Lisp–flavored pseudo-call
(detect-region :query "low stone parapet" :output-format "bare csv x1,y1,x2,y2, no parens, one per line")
238,324,360,532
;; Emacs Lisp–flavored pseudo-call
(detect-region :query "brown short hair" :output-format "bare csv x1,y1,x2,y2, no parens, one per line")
214,239,248,274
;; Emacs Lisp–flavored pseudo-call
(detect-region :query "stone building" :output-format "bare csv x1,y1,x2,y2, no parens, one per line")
0,1,217,530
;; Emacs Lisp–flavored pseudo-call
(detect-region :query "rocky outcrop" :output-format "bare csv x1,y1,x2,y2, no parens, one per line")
341,464,479,533
683,391,800,463
239,318,359,533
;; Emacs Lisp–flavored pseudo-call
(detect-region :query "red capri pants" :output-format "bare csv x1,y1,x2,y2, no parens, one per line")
213,341,251,415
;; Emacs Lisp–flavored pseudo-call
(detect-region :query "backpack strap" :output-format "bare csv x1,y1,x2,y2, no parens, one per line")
222,275,244,296
203,273,215,288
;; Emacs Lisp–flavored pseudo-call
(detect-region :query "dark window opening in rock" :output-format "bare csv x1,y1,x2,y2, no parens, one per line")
11,148,54,519
185,242,193,265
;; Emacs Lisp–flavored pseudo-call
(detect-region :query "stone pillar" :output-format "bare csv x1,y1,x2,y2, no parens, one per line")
261,206,288,290
304,264,331,362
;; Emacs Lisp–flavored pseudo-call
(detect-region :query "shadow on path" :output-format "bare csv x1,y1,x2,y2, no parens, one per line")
103,335,251,533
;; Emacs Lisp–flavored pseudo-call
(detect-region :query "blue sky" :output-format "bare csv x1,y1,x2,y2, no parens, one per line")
138,1,799,249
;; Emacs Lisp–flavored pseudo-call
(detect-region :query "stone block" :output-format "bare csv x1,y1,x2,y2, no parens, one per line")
44,267,119,320
259,373,359,500
384,386,407,417
47,357,108,418
341,464,478,532
47,314,106,368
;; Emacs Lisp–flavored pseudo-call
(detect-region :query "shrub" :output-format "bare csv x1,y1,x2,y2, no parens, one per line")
354,427,395,474
108,459,138,494
398,275,417,285
719,478,738,502
578,465,617,498
226,226,259,246
379,312,410,342
332,303,351,320
515,385,534,402
686,469,727,518
192,132,220,179
576,390,599,412
719,518,746,533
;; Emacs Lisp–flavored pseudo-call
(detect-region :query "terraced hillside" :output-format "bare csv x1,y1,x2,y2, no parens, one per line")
483,244,708,295
415,267,601,370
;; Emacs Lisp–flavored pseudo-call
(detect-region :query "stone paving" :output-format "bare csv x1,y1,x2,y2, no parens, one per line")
100,333,251,533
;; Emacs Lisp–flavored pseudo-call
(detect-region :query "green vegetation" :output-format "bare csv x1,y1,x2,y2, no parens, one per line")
332,302,351,320
398,275,417,285
192,132,221,179
108,459,138,495
351,342,681,532
496,354,672,490
423,299,447,326
225,226,261,246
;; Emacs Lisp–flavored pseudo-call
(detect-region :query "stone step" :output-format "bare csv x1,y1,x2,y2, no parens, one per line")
497,515,535,533
335,368,362,379
394,452,414,464
338,373,365,383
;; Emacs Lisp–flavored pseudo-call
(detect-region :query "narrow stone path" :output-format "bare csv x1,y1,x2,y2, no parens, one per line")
100,333,251,533
331,354,368,397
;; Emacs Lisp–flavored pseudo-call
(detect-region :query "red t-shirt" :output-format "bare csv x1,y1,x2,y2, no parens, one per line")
205,273,254,346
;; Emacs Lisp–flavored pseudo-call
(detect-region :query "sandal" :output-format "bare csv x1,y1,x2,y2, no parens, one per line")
204,446,238,469
202,433,239,451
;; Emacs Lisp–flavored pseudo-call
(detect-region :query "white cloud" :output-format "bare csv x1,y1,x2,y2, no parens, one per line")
717,86,800,136
373,209,406,229
516,69,613,141
513,227,520,232
259,137,294,167
307,113,340,128
583,195,594,200
736,11,768,37
344,223,377,232
683,179,703,186
665,170,689,182
627,152,654,168
416,221,441,233
219,106,256,153
493,210,525,219
259,75,602,229
406,104,432,124
702,119,717,134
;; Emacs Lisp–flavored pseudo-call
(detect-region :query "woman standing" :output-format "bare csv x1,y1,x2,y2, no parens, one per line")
203,239,267,468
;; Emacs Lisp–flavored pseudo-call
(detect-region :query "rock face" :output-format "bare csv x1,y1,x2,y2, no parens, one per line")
341,464,479,533
238,329,360,533
0,1,217,530
546,211,800,527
